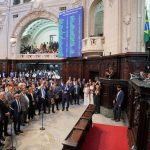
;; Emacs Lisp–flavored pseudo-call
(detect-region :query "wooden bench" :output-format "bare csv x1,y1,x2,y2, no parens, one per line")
62,129,84,150
62,104,95,150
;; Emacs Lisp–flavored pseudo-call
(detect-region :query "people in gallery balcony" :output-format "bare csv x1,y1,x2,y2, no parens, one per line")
20,41,59,54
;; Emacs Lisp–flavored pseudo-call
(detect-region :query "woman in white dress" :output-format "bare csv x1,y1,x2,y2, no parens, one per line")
83,83,90,105
89,82,95,104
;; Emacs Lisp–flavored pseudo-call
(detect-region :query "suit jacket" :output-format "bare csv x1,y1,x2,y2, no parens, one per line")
47,91,54,100
62,85,70,97
115,90,124,106
5,92,14,104
37,87,46,99
74,85,80,95
27,93,34,107
11,100,21,118
20,93,29,111
0,100,6,121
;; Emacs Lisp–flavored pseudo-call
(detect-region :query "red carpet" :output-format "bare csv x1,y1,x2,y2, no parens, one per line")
81,123,129,150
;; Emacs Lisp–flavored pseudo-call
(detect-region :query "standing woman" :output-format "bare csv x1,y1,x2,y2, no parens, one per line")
89,82,94,104
94,83,101,114
83,83,90,105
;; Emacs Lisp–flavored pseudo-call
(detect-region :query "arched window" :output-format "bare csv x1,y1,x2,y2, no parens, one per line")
94,1,104,36
23,0,31,3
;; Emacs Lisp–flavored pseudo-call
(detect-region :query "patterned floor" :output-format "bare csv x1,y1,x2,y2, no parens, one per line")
3,103,128,150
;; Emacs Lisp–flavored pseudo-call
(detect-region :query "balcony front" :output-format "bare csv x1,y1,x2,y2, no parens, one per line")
82,36,104,57
12,53,63,60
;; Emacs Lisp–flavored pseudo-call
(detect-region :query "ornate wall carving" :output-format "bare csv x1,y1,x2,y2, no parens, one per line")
0,11,6,30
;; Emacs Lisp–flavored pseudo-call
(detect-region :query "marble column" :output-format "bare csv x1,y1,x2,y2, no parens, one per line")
130,0,145,52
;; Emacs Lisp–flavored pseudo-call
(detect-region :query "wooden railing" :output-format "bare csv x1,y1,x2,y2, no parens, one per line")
13,53,63,60
62,104,95,150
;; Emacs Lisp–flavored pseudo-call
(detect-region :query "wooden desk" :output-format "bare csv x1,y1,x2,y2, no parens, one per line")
127,79,150,150
86,104,96,112
81,111,93,120
74,119,89,130
62,104,95,150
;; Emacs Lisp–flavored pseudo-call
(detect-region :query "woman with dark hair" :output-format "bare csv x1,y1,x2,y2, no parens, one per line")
93,83,101,114
47,87,55,113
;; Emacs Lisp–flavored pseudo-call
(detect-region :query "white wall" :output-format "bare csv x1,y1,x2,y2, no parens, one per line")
103,0,120,55
0,4,8,59
0,0,147,59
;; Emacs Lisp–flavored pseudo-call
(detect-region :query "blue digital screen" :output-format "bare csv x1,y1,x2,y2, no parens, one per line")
58,6,83,58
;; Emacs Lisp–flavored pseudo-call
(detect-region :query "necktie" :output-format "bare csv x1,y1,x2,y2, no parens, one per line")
17,101,20,112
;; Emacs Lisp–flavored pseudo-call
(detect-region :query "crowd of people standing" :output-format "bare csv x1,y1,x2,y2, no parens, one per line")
0,75,101,147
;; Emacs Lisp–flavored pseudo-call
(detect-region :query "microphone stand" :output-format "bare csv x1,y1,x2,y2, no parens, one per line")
40,100,45,130
7,116,16,150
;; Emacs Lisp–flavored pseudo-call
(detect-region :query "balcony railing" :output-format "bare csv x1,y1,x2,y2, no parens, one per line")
82,36,104,54
13,53,63,60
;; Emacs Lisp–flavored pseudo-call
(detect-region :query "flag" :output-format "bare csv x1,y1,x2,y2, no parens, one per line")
144,9,150,43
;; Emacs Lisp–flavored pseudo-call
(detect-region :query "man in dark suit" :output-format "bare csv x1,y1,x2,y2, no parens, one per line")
11,93,23,135
27,87,35,120
0,92,10,146
113,85,124,122
62,82,70,111
74,81,80,105
37,82,46,114
3,98,11,136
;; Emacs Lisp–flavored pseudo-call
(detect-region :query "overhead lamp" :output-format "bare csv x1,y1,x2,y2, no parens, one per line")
10,37,17,44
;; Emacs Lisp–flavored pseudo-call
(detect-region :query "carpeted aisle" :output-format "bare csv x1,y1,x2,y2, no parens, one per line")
81,123,129,150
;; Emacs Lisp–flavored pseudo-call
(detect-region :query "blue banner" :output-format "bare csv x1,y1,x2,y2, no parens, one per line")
58,6,83,58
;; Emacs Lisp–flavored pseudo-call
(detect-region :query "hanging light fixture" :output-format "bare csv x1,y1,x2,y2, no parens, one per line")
10,37,17,44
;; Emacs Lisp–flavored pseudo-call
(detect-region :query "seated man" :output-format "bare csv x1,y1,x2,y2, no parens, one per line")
11,93,23,135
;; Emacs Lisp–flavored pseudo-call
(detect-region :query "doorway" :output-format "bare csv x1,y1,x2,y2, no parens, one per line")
89,71,99,81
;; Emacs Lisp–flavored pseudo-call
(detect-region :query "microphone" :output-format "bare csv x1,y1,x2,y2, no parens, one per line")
9,106,14,111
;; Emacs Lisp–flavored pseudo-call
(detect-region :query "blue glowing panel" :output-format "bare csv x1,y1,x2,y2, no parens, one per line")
58,6,83,58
